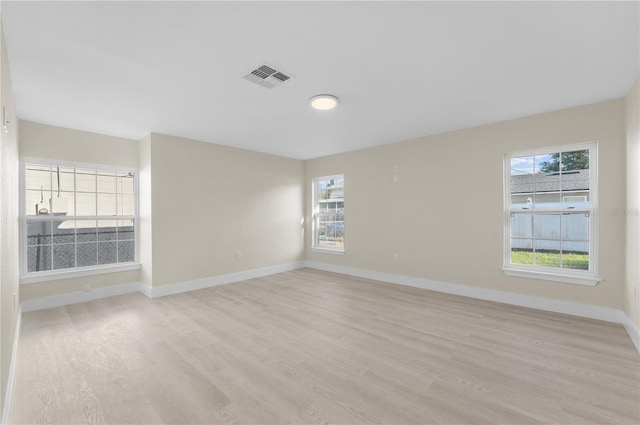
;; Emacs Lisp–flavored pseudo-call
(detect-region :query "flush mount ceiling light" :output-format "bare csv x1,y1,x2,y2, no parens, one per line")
310,94,339,111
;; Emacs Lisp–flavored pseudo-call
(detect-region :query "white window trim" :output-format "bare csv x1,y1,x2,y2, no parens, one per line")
311,247,345,255
312,174,345,253
503,142,600,285
20,157,139,283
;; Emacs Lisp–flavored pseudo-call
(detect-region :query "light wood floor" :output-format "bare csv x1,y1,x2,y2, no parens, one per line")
9,268,640,424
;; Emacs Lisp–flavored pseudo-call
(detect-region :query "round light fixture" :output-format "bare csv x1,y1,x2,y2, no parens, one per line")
310,94,339,111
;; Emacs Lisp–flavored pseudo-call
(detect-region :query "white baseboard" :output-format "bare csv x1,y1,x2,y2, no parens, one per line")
17,259,640,357
138,282,152,298
1,307,21,425
21,282,142,313
622,313,640,354
148,262,305,298
19,262,305,312
304,261,626,324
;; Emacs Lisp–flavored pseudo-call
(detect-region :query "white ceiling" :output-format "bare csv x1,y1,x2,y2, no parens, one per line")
2,1,639,160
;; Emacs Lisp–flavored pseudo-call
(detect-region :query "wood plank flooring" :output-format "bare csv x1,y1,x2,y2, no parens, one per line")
9,268,640,424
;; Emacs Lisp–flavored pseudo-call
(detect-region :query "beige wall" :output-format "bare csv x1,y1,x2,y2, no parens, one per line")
19,120,139,168
18,121,141,301
626,75,640,328
305,99,626,310
0,21,19,411
18,270,141,300
148,133,305,287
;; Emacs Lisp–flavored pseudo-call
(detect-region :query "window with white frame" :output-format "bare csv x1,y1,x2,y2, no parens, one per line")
21,159,137,280
312,175,344,252
504,143,599,285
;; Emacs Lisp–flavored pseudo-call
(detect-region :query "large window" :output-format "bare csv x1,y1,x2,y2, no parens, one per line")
504,143,599,285
21,159,138,282
312,175,344,253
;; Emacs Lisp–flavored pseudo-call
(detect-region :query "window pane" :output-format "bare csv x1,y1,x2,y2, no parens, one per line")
77,220,97,242
50,193,72,215
76,169,96,192
53,244,75,270
118,219,134,241
97,193,117,216
98,220,117,241
327,221,335,244
535,153,558,173
562,193,589,209
76,192,96,216
25,165,51,190
27,245,51,272
511,214,532,238
533,192,561,210
317,222,326,246
117,194,135,216
533,239,561,268
525,154,562,210
97,171,117,193
117,173,134,194
27,189,54,216
510,156,534,209
562,242,589,270
52,220,75,244
118,240,134,262
561,213,589,242
560,170,589,203
511,239,533,265
98,242,117,265
52,166,75,193
77,242,97,267
534,213,560,240
561,150,589,172
27,220,51,245
56,191,75,215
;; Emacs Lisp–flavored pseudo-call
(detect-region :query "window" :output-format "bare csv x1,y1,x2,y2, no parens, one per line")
312,175,344,253
21,159,138,282
504,143,600,285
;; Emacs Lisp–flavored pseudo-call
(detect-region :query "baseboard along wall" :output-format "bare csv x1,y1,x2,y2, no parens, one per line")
18,260,640,356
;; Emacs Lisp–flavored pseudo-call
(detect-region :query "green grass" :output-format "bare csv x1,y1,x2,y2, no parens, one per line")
511,250,589,270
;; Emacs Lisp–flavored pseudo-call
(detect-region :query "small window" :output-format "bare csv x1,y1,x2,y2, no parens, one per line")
504,143,599,285
312,175,344,253
21,159,138,281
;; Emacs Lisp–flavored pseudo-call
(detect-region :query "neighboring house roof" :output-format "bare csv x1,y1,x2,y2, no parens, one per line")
511,169,589,193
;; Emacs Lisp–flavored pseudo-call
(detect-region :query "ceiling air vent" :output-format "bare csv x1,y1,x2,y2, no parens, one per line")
244,63,293,89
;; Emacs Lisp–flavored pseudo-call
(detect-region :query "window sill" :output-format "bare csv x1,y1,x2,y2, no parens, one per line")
311,247,345,255
20,262,141,284
502,267,601,286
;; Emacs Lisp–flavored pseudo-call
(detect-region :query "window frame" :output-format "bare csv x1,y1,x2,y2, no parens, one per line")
312,174,345,254
19,157,140,284
503,142,600,286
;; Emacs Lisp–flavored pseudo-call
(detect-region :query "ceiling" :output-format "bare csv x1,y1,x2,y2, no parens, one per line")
1,1,638,160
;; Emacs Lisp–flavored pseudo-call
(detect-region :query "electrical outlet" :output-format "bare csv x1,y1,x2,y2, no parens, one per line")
392,165,398,174
393,175,398,183
392,253,398,262
83,283,91,292
236,251,242,261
